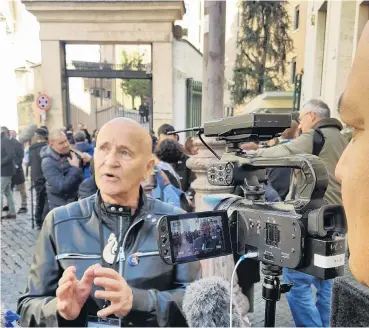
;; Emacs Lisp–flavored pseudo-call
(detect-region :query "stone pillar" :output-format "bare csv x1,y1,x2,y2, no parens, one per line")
40,40,65,129
187,1,251,317
152,42,173,133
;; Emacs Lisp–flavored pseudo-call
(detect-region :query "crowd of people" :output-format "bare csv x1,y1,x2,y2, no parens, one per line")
1,121,199,231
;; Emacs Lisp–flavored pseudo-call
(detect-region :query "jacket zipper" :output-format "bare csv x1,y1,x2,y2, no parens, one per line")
55,253,101,260
119,217,143,276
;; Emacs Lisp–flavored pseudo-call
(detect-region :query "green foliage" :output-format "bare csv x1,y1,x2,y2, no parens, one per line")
231,1,294,105
120,50,149,108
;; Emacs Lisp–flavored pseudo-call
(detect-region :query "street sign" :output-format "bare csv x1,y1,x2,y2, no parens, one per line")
36,94,51,111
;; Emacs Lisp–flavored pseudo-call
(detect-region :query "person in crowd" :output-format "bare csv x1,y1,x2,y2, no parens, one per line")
78,123,92,144
139,103,146,124
92,129,99,147
40,129,87,210
78,157,98,200
255,99,348,327
1,127,16,219
193,221,218,254
8,129,28,214
74,130,94,179
17,118,201,327
157,123,178,145
155,139,196,194
65,124,74,144
28,127,49,230
184,136,198,156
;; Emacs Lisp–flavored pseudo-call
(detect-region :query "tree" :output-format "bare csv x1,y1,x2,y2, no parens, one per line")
120,50,149,109
231,1,294,105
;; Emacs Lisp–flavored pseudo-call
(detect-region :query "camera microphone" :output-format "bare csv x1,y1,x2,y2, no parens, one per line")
182,276,249,327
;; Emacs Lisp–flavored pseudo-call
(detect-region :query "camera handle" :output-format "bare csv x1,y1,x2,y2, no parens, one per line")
261,264,293,327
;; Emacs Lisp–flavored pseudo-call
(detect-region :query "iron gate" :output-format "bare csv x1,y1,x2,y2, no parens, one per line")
186,78,202,136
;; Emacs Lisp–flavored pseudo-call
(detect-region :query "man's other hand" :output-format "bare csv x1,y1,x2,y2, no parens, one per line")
94,264,133,318
56,265,95,320
68,152,80,168
241,142,259,151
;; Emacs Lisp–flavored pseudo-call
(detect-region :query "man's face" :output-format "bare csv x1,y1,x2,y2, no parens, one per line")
10,130,17,138
335,22,369,287
50,134,70,155
95,122,154,197
298,109,316,133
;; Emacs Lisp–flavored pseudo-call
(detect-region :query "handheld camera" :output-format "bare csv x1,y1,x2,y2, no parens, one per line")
157,113,347,280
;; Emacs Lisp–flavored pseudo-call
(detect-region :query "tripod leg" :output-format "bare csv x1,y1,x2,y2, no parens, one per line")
264,300,276,327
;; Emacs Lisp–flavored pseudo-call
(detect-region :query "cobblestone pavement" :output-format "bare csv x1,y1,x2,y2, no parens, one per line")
2,184,349,327
1,183,40,312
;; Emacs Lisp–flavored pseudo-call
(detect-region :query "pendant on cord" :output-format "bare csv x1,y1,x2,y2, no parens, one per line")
103,233,119,264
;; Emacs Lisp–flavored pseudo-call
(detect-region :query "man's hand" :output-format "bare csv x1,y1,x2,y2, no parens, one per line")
93,264,133,318
68,152,80,168
81,152,92,164
56,265,96,320
241,142,259,151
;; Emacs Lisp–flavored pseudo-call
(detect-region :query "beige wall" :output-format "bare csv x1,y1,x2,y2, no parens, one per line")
303,0,365,118
152,42,173,133
286,1,307,89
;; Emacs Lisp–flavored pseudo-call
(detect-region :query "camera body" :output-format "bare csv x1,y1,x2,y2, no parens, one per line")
157,113,347,280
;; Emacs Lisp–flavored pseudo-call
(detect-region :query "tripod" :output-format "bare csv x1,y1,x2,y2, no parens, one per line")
262,264,293,327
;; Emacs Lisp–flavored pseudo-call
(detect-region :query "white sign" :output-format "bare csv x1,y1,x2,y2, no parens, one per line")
314,253,345,269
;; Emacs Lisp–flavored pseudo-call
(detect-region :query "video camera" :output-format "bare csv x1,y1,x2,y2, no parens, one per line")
157,113,347,280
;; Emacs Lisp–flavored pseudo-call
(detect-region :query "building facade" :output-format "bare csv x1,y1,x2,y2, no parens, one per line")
21,0,186,133
302,0,369,118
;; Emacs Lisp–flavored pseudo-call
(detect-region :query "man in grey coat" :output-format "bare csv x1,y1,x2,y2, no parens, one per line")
255,99,348,327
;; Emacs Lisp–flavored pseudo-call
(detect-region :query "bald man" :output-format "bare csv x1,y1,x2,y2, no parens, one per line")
18,118,201,327
40,129,84,210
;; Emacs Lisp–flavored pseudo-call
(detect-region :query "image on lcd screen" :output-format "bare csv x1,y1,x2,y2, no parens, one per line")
170,216,225,260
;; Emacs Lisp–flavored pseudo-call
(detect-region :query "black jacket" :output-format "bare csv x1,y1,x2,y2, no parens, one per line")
17,193,201,327
41,145,83,210
1,134,15,177
29,141,48,185
172,153,196,193
10,137,24,167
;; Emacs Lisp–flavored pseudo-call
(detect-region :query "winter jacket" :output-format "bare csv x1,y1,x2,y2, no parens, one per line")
29,141,48,185
1,134,15,177
258,118,348,205
40,145,83,209
17,192,201,327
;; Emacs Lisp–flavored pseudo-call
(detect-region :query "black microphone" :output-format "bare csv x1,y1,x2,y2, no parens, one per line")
182,276,249,327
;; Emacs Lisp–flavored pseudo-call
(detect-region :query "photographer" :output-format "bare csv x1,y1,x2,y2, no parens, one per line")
255,100,348,327
17,118,201,327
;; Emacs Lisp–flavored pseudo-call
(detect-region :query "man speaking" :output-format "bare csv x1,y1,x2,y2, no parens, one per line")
17,118,201,327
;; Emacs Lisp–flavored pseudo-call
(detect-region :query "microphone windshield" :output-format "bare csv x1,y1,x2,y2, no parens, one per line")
183,276,249,327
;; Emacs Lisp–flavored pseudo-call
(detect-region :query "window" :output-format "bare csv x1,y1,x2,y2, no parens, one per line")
106,90,111,99
291,57,297,84
91,88,100,97
294,5,300,30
